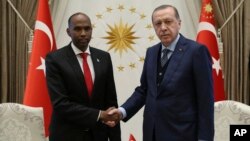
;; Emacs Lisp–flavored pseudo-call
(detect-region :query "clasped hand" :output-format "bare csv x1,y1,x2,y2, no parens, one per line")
99,107,122,127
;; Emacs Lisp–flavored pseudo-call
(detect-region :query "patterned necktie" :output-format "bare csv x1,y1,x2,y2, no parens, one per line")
81,53,93,97
161,49,170,67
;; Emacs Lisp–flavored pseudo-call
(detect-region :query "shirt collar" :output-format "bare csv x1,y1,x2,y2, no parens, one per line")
71,42,91,55
161,34,180,52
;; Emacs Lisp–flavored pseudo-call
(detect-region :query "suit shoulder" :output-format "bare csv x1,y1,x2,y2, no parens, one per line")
46,45,70,58
185,38,200,46
183,38,211,57
147,42,161,51
90,47,110,55
182,38,208,52
182,35,205,47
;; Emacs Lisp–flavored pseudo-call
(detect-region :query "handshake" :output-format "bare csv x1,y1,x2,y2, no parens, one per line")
99,107,122,127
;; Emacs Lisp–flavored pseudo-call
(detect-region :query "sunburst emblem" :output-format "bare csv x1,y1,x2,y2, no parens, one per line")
92,4,157,72
103,19,139,57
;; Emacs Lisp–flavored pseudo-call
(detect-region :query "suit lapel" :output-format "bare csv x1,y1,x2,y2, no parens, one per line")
160,35,187,90
146,43,161,96
151,44,162,88
65,45,89,100
65,45,84,83
89,47,101,98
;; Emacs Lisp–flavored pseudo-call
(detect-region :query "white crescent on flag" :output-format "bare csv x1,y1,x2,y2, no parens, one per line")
35,20,53,51
197,21,217,37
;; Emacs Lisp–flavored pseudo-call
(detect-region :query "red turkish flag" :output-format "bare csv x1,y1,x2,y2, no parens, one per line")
196,0,226,101
23,0,56,137
129,134,136,141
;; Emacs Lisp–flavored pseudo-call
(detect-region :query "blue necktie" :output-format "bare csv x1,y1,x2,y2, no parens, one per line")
161,49,170,67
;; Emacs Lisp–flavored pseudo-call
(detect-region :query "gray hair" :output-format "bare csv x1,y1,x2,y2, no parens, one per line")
152,5,180,21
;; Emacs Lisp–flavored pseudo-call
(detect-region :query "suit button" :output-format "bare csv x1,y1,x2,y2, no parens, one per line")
159,72,162,76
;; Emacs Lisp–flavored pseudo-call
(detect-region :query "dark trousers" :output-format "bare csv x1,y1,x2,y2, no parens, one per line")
49,130,93,141
152,127,156,141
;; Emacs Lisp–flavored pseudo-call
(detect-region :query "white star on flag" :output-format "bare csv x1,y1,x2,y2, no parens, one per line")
212,57,221,76
36,57,46,76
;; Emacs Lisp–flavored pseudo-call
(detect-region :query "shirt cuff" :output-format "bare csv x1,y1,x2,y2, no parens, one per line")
97,110,101,121
118,107,127,119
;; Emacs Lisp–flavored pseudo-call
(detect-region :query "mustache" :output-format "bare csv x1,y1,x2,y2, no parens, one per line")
160,33,170,36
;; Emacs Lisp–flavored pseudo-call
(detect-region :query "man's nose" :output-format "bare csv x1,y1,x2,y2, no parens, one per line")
161,23,168,30
80,30,86,35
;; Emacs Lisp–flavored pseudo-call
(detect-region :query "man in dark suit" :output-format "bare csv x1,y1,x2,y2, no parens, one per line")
45,12,121,141
108,5,214,141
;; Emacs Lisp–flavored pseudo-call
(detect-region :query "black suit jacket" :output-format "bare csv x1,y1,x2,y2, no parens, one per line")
45,44,121,141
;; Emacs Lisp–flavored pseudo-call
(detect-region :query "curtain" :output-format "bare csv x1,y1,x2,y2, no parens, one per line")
0,0,37,103
213,0,250,104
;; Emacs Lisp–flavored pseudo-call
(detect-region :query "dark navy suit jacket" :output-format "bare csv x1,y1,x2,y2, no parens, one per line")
122,34,214,141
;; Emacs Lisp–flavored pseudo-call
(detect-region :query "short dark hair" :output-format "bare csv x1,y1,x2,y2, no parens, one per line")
68,12,91,27
152,5,180,21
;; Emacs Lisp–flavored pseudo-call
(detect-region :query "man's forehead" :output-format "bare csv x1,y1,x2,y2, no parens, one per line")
153,13,174,21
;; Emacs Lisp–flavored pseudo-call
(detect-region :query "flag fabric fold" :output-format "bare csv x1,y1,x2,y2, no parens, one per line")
23,0,56,137
196,0,226,101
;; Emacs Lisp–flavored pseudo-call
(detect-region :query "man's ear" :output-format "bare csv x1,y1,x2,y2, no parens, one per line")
66,28,71,37
178,20,181,30
178,20,181,26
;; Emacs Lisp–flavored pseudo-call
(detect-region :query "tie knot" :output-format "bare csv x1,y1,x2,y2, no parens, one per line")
161,48,170,58
162,48,170,54
81,53,88,59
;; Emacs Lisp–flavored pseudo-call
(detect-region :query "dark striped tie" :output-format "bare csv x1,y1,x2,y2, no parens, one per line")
161,49,170,67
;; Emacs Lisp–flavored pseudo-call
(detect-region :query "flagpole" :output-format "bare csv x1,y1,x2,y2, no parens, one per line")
48,0,53,5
